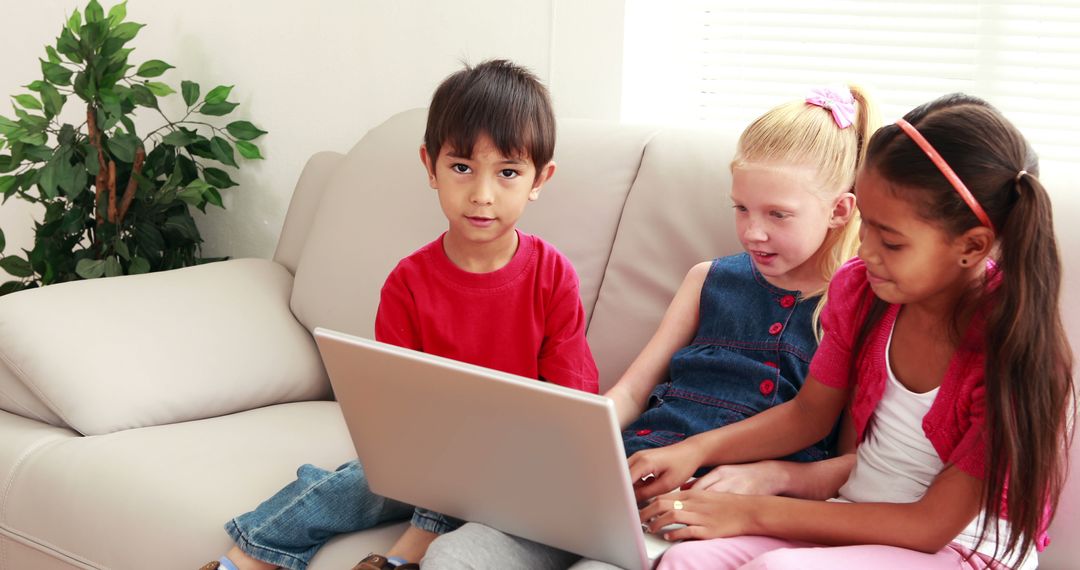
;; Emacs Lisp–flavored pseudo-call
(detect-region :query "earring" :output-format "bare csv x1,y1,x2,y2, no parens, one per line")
960,258,969,266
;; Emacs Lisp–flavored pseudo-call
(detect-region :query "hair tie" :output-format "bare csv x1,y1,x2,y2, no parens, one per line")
894,119,995,232
806,87,856,129
1015,170,1028,184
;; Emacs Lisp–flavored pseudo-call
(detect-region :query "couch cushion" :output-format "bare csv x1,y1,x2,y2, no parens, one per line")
0,258,328,435
0,362,63,426
586,127,743,391
0,402,389,570
290,108,657,338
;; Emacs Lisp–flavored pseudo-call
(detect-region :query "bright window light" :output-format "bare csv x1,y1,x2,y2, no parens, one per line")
622,0,1080,170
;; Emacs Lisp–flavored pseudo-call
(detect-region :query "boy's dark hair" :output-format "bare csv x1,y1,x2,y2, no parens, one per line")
855,93,1074,565
424,60,556,179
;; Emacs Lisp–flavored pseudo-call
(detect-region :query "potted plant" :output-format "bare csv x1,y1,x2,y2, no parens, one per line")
0,0,266,295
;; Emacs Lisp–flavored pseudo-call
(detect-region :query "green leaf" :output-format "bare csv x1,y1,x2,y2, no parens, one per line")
187,139,216,160
72,71,91,99
108,1,127,25
128,256,150,274
120,116,137,136
134,223,164,256
57,27,82,63
15,109,49,131
225,120,267,141
0,116,18,136
38,160,59,199
85,0,104,23
67,9,82,33
75,258,105,279
162,128,198,147
110,22,144,42
199,101,238,116
104,256,122,277
204,186,223,208
236,141,263,160
107,46,133,66
135,60,173,78
61,205,86,234
209,136,237,167
0,256,33,278
81,21,110,51
45,46,61,64
101,36,127,62
60,164,87,198
39,83,65,117
202,167,236,189
114,238,131,260
204,84,233,104
41,60,73,86
144,81,174,97
129,83,157,108
0,175,15,197
163,214,201,241
58,124,76,146
107,133,140,163
0,281,26,296
0,155,15,173
178,179,210,206
0,228,5,253
18,132,47,146
181,80,200,107
13,94,42,111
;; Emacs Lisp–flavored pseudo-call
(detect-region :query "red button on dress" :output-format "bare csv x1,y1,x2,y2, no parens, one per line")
636,429,652,436
779,295,796,308
759,379,775,395
768,322,783,335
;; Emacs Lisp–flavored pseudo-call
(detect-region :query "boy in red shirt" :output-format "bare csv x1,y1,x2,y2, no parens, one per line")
203,60,598,570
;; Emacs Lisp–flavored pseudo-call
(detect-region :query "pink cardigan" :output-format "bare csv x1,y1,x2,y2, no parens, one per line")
809,258,1050,551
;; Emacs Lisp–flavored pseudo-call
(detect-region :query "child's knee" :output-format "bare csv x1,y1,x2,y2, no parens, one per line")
422,523,502,568
656,541,717,570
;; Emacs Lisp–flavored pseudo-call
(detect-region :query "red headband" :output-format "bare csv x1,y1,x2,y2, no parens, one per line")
894,118,995,232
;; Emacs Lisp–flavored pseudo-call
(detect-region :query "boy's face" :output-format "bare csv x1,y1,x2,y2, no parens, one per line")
421,133,555,260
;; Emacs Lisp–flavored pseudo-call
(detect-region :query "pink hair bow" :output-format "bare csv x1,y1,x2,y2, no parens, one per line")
806,87,856,129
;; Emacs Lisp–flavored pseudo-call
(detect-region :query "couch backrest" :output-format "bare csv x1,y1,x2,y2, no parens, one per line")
279,109,1080,564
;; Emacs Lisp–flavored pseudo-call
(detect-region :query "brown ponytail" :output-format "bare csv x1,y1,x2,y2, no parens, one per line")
862,93,1074,564
983,170,1073,562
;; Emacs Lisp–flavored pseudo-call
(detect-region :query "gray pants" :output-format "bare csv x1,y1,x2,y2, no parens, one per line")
423,522,624,570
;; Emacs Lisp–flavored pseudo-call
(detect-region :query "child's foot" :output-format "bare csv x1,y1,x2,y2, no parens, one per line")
352,554,419,570
198,557,238,570
200,551,272,570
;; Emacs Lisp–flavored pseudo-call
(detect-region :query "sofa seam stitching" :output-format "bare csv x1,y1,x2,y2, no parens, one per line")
0,523,100,569
0,351,68,428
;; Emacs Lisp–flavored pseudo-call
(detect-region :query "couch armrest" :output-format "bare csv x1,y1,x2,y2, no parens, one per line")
0,258,329,435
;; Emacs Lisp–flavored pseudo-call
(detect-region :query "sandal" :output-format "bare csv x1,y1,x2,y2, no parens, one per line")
352,554,419,570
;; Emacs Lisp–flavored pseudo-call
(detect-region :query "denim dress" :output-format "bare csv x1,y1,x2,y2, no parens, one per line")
622,253,833,464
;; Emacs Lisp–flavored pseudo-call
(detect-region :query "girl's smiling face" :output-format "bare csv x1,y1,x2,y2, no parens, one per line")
731,163,853,292
855,166,979,308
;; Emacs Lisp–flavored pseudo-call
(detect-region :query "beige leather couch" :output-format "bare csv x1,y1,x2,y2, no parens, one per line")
0,109,1077,569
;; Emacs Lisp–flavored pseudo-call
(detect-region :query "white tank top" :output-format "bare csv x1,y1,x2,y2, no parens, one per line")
831,324,1035,569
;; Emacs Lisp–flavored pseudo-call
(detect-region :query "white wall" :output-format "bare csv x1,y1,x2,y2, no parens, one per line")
0,0,624,260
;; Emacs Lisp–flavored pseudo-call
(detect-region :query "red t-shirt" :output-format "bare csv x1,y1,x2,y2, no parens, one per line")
375,230,599,394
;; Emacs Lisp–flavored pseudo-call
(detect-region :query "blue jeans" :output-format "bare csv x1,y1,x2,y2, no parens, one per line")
226,460,463,570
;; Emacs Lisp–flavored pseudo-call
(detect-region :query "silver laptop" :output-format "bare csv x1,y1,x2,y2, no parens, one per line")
313,327,675,570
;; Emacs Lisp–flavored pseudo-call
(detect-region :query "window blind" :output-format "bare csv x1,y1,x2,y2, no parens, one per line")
622,0,1080,168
